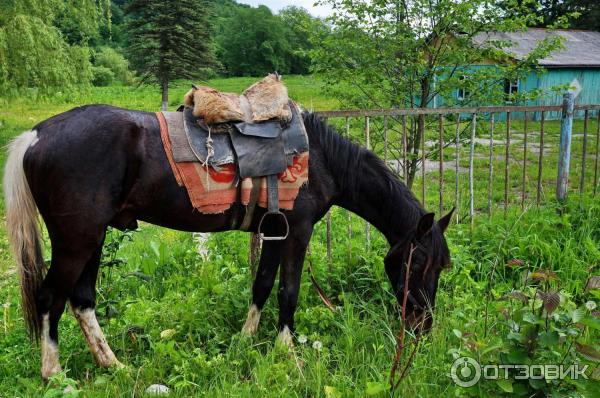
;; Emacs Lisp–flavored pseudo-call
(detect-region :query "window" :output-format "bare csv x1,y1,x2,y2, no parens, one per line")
504,79,519,100
457,75,470,101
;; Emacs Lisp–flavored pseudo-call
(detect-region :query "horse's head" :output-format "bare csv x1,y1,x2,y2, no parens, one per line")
384,209,453,333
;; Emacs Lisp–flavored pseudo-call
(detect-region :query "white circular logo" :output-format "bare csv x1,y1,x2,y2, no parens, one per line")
451,357,481,387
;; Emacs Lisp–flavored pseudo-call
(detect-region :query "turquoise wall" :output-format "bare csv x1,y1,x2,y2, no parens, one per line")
433,66,600,120
532,67,600,120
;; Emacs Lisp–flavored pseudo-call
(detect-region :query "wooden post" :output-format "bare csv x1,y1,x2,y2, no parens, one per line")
421,116,426,206
521,112,528,209
323,116,332,269
536,111,545,205
249,233,261,278
488,114,494,216
365,116,371,249
504,111,511,217
580,109,589,194
402,116,408,182
557,93,574,202
469,114,476,233
455,114,460,223
383,116,388,165
439,114,444,216
326,212,332,265
345,117,352,260
595,111,600,196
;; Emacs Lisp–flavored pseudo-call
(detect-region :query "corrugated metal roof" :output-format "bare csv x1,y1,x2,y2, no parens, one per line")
473,29,600,67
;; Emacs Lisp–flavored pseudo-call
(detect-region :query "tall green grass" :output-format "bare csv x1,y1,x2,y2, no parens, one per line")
0,79,598,397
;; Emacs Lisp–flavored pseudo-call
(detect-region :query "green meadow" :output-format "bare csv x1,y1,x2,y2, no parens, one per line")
0,77,598,397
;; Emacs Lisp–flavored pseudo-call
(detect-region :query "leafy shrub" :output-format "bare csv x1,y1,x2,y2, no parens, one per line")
91,66,115,86
0,14,92,96
93,47,134,85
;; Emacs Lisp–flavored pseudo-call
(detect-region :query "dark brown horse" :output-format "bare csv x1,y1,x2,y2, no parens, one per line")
3,105,452,379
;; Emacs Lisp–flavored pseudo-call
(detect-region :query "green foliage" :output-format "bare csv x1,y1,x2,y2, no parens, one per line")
0,0,64,25
216,5,290,76
0,14,91,97
214,4,326,76
0,0,113,97
55,0,100,45
93,47,133,85
91,66,115,87
532,0,600,31
279,6,328,75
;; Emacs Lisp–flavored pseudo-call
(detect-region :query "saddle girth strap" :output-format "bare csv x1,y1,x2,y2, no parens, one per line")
239,177,262,231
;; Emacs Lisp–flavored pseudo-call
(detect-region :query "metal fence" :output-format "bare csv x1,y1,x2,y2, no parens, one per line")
310,93,600,258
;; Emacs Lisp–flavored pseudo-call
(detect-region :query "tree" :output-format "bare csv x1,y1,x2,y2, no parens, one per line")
279,6,329,75
312,0,564,187
0,0,95,97
216,5,291,76
533,0,600,30
125,0,216,110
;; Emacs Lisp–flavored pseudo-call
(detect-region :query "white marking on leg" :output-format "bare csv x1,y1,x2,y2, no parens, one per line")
73,308,122,368
277,325,294,348
41,313,61,379
241,304,261,336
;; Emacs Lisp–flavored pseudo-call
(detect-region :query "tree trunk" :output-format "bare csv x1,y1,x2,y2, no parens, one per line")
161,79,168,111
406,76,431,188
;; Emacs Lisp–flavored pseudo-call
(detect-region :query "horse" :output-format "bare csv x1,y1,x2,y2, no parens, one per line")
3,104,453,379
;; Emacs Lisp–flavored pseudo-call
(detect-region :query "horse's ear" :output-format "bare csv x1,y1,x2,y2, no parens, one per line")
417,212,435,238
438,207,455,234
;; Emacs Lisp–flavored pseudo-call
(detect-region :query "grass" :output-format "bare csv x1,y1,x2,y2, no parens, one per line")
0,77,598,397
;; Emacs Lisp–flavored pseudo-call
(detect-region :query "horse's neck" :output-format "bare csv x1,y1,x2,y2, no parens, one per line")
333,157,422,244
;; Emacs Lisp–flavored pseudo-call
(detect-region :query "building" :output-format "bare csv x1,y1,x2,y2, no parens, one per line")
438,29,600,120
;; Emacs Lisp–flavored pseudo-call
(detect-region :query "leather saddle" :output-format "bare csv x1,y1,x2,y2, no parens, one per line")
182,100,309,240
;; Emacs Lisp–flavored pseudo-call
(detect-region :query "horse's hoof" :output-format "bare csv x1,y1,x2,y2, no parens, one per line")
276,326,294,348
241,304,261,336
41,363,62,381
113,360,126,370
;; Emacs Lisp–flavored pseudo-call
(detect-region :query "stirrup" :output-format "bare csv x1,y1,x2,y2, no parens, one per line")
257,210,289,241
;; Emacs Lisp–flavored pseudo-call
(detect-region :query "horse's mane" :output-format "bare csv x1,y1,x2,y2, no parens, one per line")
302,112,450,268
301,112,425,229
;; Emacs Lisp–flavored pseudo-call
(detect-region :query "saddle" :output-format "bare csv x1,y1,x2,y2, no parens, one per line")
180,76,308,240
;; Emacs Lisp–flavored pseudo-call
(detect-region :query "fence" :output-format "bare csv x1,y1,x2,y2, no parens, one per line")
304,93,600,261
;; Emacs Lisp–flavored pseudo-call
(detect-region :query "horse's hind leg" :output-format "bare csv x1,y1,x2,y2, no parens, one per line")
242,241,282,335
70,241,122,369
37,226,106,379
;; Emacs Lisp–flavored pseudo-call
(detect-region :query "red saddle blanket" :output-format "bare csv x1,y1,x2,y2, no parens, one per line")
156,112,309,214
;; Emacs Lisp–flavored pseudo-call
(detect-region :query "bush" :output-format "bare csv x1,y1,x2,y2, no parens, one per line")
93,46,134,85
91,66,114,86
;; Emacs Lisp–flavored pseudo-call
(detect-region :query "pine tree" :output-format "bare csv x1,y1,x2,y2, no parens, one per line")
125,0,216,110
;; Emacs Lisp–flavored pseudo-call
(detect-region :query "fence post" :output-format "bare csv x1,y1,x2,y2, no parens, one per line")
556,93,574,202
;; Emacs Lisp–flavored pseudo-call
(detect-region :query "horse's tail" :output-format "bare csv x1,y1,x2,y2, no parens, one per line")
3,130,44,341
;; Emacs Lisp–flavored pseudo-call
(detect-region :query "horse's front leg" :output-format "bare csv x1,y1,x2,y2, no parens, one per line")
276,224,313,347
242,240,282,335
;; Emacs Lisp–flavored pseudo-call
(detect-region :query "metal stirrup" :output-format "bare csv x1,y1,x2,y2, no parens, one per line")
257,174,289,241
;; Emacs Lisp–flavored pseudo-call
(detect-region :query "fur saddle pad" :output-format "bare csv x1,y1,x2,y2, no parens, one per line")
156,109,309,214
183,73,292,125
